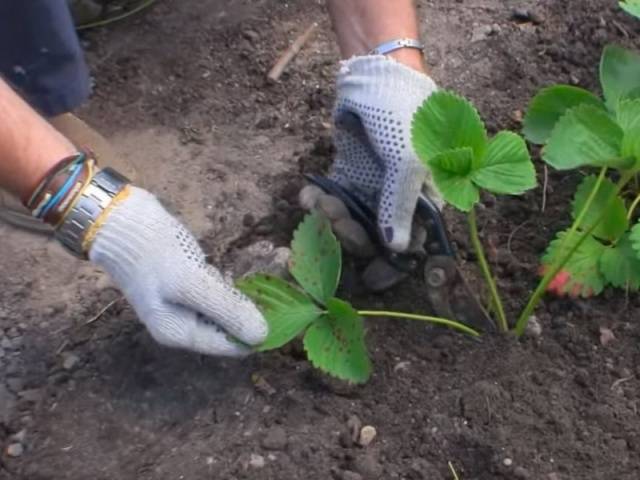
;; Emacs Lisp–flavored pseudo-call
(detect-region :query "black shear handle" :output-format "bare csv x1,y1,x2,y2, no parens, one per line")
304,174,454,258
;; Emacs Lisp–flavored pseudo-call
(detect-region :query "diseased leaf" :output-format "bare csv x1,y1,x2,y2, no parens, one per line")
571,175,628,242
471,131,537,194
542,229,607,297
600,45,640,111
620,0,640,19
412,91,488,161
523,85,605,144
303,298,372,384
289,212,341,306
600,234,640,290
428,147,479,212
237,274,322,351
542,104,627,170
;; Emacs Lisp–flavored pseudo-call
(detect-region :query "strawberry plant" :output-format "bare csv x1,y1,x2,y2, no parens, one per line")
411,90,537,333
412,42,640,337
237,212,479,384
521,45,640,325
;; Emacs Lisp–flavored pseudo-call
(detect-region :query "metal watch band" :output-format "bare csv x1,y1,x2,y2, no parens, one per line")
55,167,130,257
369,38,425,56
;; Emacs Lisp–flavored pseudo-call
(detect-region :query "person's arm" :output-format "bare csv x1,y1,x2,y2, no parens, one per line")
326,0,426,73
0,78,76,199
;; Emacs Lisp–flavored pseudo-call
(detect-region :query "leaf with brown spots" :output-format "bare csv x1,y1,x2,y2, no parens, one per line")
303,298,371,384
289,212,341,306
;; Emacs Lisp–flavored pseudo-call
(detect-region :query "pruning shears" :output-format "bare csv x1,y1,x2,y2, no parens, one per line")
305,174,496,333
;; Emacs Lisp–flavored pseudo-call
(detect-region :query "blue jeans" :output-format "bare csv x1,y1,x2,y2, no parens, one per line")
0,0,90,116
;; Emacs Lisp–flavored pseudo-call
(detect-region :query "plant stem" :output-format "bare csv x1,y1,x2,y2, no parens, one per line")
627,192,640,221
514,169,634,336
357,310,480,337
467,208,508,332
448,462,461,480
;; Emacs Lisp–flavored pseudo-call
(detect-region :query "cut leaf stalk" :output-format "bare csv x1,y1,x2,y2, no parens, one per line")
357,310,480,337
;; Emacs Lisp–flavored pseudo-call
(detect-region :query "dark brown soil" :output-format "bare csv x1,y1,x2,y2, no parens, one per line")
2,0,640,479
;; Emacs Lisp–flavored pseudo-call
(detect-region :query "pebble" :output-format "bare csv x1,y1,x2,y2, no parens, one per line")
347,415,362,443
525,316,542,338
248,453,265,469
332,218,376,258
317,194,350,221
261,426,288,450
62,352,80,370
358,426,377,447
511,8,545,24
471,24,495,42
503,457,513,467
362,257,409,292
298,185,324,210
6,443,24,457
1,337,12,349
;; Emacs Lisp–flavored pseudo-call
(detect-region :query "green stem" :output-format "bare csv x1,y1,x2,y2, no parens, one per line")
514,169,634,336
357,310,480,337
627,192,640,221
468,208,508,332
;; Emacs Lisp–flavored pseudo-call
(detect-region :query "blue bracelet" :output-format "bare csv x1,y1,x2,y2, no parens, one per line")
36,153,87,220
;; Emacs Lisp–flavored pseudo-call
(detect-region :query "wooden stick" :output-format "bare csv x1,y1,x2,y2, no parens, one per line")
267,22,318,82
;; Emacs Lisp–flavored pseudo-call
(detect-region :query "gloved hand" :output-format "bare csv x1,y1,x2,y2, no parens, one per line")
89,187,268,356
328,55,441,252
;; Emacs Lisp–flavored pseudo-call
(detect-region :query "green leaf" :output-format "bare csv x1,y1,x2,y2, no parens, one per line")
428,148,479,212
571,175,628,242
620,0,640,19
523,85,605,144
600,45,640,111
542,104,627,170
303,298,372,384
600,234,640,290
236,274,322,351
471,131,537,194
617,100,640,161
412,91,488,161
629,221,640,258
289,212,341,306
542,229,607,297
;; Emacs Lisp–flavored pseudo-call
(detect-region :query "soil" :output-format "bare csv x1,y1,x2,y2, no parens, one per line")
2,0,640,479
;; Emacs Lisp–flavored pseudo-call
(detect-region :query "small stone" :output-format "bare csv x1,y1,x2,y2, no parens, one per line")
6,443,24,457
317,194,350,221
503,458,513,467
62,352,80,370
261,426,288,450
298,185,324,210
1,337,11,349
362,257,409,292
393,361,411,373
599,326,616,347
248,453,265,469
471,24,494,42
332,218,376,258
10,429,26,443
525,316,542,338
358,426,377,447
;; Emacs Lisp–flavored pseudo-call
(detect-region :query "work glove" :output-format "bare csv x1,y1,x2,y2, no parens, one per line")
89,187,268,356
301,56,442,289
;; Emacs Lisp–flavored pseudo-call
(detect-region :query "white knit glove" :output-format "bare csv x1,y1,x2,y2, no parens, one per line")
330,55,441,252
88,187,267,357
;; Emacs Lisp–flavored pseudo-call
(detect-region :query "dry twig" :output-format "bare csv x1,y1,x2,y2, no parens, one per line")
268,23,318,81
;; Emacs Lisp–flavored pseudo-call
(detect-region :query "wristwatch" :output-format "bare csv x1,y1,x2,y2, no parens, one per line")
56,167,129,257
